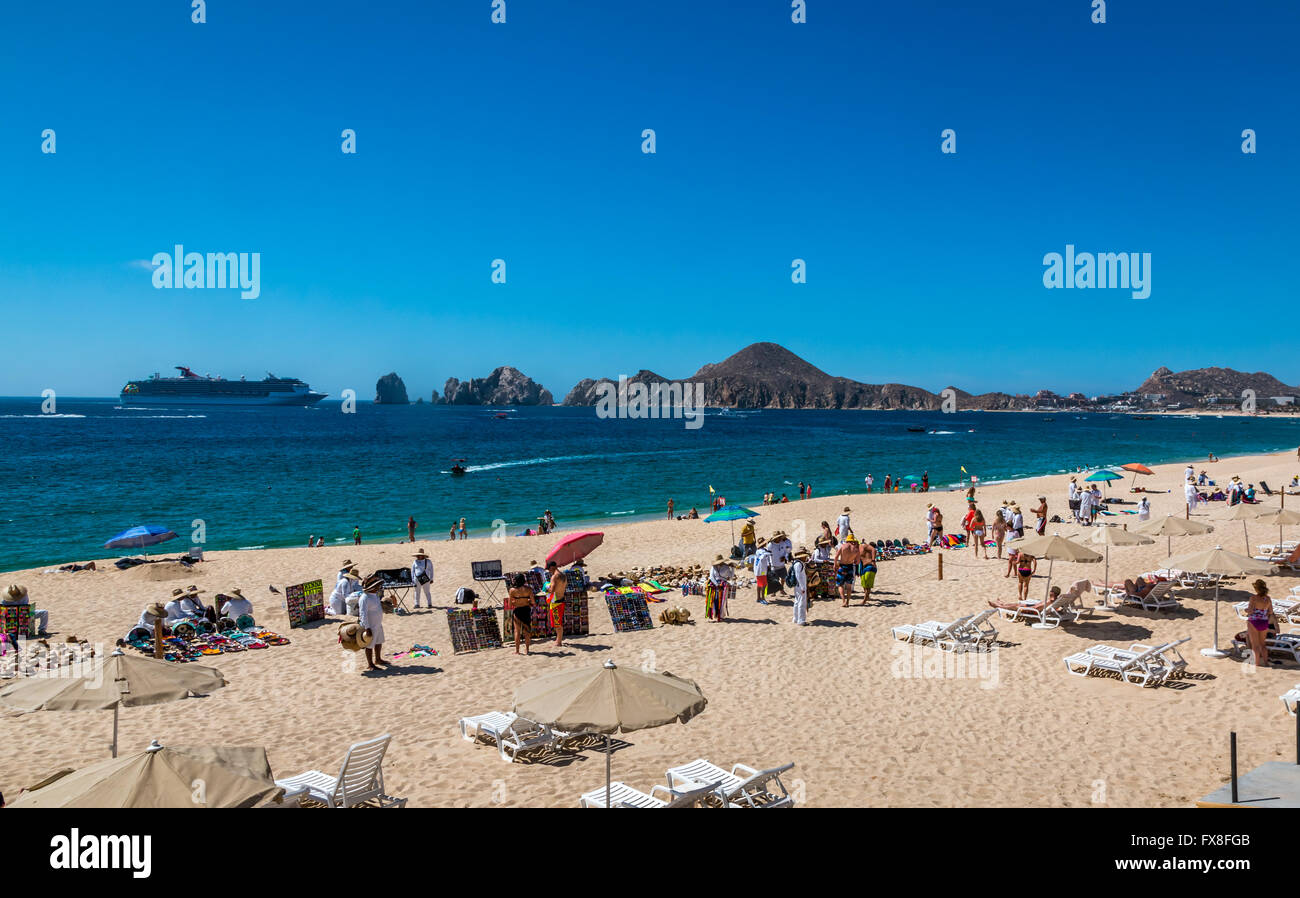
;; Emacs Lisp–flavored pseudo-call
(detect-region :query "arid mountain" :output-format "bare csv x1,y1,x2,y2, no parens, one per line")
563,370,678,406
436,366,553,406
374,372,409,404
1135,366,1299,404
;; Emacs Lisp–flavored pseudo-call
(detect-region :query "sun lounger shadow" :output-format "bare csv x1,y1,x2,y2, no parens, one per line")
1063,622,1153,642
369,663,443,676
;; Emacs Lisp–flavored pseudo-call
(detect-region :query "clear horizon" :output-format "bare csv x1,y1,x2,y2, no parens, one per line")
2,1,1297,398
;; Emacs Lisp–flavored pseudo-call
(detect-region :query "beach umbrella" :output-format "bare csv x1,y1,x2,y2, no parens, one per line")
1162,546,1274,659
103,524,177,551
1220,503,1267,555
513,659,707,808
1080,526,1154,606
704,504,759,544
1085,470,1124,492
0,648,226,757
1013,533,1102,620
1135,514,1215,556
8,740,283,808
545,531,604,567
1121,462,1154,491
1251,506,1300,555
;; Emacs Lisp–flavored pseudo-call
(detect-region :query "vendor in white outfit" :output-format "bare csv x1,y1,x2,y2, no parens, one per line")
179,585,211,621
411,549,435,609
357,574,387,670
3,583,49,636
164,587,188,621
336,559,354,589
132,601,168,640
790,548,810,626
220,587,254,623
329,569,362,616
1137,497,1151,522
708,556,735,587
1184,477,1199,511
836,507,852,540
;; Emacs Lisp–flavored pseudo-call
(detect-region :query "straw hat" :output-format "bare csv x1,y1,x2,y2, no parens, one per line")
229,587,245,598
337,621,373,651
144,602,166,617
755,537,768,548
712,554,726,564
184,585,204,595
170,587,185,598
412,549,429,559
344,570,362,582
340,558,353,567
843,506,851,512
793,548,811,560
6,584,28,601
815,536,832,547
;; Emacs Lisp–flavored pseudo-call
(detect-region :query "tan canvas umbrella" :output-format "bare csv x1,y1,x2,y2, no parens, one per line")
1135,514,1215,556
513,659,707,807
1162,546,1275,659
1250,506,1300,555
8,740,283,808
1220,502,1267,554
1014,533,1102,618
1080,526,1154,606
0,649,226,757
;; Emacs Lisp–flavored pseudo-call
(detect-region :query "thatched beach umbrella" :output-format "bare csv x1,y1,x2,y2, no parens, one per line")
1080,526,1154,606
513,659,707,808
1162,546,1274,659
1014,533,1102,618
8,740,282,808
0,649,226,758
1135,514,1214,556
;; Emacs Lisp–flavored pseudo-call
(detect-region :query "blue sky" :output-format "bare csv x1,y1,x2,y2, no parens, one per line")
1,0,1297,399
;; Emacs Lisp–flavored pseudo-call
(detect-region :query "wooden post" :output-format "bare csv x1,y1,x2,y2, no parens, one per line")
937,552,944,581
1185,502,1190,520
1230,731,1239,804
153,616,163,659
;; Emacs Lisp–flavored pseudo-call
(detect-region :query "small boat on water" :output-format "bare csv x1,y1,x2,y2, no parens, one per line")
449,457,469,476
906,427,925,432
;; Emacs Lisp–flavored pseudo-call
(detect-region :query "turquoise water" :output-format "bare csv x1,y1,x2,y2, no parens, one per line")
3,398,1298,572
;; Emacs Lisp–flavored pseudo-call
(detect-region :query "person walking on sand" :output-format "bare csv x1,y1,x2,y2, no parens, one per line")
991,511,1007,559
544,560,567,647
837,506,852,540
1243,579,1278,666
834,535,860,607
1032,497,1047,536
352,525,361,546
921,471,929,492
753,537,773,604
883,474,892,494
865,473,874,492
1015,553,1037,602
358,575,387,670
930,506,945,546
507,574,534,655
857,540,877,604
1137,496,1150,522
458,517,468,539
707,554,734,621
970,508,988,559
791,548,810,625
411,549,434,609
667,497,674,519
407,516,416,542
798,481,806,500
1011,504,1025,537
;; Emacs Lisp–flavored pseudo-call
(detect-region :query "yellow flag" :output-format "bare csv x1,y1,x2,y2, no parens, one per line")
708,485,715,493
960,466,967,474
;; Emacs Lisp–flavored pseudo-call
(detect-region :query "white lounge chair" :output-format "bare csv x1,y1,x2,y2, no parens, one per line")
459,710,516,742
891,610,996,651
1231,630,1300,665
1233,598,1300,626
991,590,1082,628
666,759,796,808
1120,580,1180,612
1281,685,1299,717
1063,638,1191,687
274,733,400,808
579,780,720,808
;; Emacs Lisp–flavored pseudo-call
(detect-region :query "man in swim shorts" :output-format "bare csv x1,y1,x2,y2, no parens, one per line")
857,540,877,605
834,535,860,607
545,561,567,648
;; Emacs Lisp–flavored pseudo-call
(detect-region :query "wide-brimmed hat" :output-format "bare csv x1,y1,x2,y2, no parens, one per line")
793,548,811,560
344,570,363,581
412,549,429,559
337,621,373,651
6,584,28,601
842,506,851,513
184,585,204,595
815,536,832,547
340,558,353,566
171,587,186,598
712,554,726,564
144,602,167,617
229,587,245,598
362,574,384,590
755,537,768,548
772,531,787,540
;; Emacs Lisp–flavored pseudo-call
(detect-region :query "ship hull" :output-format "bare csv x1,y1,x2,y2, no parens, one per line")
119,392,326,407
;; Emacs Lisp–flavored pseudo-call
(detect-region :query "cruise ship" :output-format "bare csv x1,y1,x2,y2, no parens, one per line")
120,367,327,406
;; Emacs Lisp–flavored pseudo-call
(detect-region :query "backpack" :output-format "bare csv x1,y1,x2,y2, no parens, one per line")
454,587,477,605
785,564,799,588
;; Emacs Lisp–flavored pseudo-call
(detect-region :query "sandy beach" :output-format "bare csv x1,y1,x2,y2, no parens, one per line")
5,449,1300,808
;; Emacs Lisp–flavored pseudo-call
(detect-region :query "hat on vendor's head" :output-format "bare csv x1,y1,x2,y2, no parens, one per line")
171,588,185,598
815,536,832,547
229,587,245,598
712,554,726,564
184,585,204,596
144,602,167,617
344,570,362,581
340,559,353,567
6,584,28,601
412,549,429,559
843,506,851,513
793,548,811,561
755,537,768,548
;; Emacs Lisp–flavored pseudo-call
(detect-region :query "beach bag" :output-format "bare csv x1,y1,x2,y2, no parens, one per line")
730,545,744,560
784,565,798,588
454,587,477,605
416,571,431,585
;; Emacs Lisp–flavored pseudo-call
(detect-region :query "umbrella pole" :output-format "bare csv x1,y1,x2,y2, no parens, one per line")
112,704,118,758
1201,582,1230,658
1243,521,1249,556
1104,546,1110,607
606,734,612,809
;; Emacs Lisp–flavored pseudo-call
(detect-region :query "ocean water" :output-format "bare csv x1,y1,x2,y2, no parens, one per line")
3,398,1299,572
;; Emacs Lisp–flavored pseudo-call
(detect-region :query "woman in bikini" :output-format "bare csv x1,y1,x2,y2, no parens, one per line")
971,509,988,559
1016,553,1037,602
991,513,1007,559
1243,579,1277,666
507,574,535,655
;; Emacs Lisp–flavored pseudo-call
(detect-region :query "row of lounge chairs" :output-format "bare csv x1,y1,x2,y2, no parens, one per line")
580,761,796,808
1064,638,1191,687
891,608,998,652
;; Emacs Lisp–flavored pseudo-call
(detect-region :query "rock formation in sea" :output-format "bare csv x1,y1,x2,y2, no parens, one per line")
436,366,553,406
374,372,410,404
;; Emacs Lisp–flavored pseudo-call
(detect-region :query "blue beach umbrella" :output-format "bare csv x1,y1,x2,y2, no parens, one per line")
1085,470,1124,491
104,525,178,551
704,504,759,544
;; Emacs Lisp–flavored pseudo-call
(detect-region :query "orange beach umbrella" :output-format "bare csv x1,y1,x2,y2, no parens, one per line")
1121,462,1154,490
